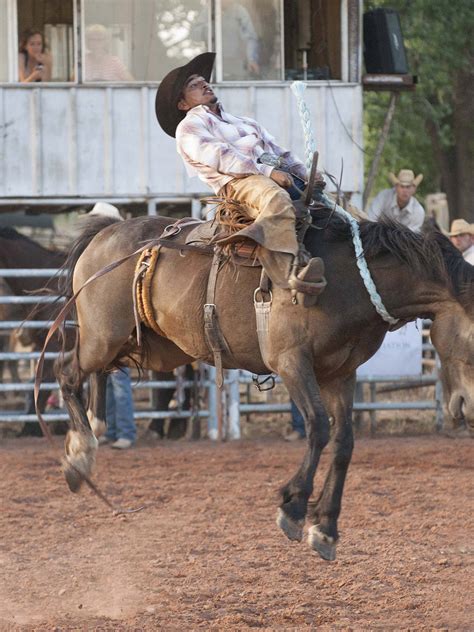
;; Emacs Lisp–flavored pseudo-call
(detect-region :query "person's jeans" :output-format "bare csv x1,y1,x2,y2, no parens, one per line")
105,368,136,442
290,400,306,437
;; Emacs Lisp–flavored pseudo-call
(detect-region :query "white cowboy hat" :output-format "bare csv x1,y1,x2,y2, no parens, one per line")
388,169,423,187
89,202,123,220
446,218,474,236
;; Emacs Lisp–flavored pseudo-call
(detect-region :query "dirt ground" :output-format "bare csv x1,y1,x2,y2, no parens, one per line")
0,435,472,631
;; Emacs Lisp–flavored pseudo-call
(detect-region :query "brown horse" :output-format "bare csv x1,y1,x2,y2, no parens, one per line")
0,227,67,434
54,211,474,560
0,278,22,386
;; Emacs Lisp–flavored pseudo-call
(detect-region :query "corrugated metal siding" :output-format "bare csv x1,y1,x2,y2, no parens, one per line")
0,84,363,199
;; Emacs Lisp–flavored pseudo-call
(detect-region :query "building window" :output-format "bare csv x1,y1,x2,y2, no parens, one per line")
216,0,283,81
284,0,342,80
82,0,210,82
17,0,75,82
1,0,348,85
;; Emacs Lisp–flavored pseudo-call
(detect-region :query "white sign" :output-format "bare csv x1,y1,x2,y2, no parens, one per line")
357,320,422,377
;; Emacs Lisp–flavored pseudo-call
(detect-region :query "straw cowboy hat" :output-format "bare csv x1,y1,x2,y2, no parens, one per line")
388,169,423,187
89,202,123,220
155,52,216,138
447,218,474,236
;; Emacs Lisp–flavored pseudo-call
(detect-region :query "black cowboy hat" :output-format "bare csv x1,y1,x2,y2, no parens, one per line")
155,52,216,138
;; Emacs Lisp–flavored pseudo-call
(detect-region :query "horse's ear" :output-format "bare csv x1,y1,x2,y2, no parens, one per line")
421,216,442,235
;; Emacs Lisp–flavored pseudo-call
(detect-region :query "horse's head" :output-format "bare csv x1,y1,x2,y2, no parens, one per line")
431,305,474,429
348,219,474,429
428,233,474,428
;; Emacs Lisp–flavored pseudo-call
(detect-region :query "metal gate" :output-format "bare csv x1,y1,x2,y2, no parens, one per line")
0,268,444,437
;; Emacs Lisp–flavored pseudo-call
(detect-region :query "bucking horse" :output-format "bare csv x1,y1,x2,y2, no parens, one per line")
47,208,474,561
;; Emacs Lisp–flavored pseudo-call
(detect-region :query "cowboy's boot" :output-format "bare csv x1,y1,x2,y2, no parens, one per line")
256,248,327,307
288,254,327,307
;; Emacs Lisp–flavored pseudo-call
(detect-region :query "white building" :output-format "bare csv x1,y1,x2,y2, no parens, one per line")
0,0,363,217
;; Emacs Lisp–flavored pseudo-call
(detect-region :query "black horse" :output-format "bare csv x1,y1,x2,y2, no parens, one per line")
0,227,66,435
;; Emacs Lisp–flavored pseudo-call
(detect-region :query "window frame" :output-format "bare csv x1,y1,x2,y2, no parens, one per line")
5,0,18,82
80,0,213,85
5,0,78,84
0,0,355,86
215,0,285,83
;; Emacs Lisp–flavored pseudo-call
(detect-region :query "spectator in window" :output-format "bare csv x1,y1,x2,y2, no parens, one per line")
221,0,260,79
367,169,425,232
84,24,133,81
18,28,52,83
447,219,474,264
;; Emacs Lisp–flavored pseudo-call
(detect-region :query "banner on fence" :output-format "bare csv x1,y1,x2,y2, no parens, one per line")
357,320,422,377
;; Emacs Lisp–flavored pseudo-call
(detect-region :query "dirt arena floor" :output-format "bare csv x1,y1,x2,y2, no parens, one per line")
0,435,472,630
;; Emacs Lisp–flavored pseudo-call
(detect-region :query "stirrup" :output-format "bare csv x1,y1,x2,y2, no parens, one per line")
288,257,327,307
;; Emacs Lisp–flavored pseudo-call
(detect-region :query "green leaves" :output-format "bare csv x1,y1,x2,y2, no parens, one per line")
364,0,474,204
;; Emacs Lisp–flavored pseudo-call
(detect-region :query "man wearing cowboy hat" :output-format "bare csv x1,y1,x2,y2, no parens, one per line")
155,52,325,303
447,219,474,265
367,169,425,232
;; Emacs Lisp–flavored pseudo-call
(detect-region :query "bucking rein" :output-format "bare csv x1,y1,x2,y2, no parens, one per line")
33,82,397,512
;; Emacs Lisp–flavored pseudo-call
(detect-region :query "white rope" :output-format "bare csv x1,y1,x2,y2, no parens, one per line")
290,81,398,326
290,82,316,170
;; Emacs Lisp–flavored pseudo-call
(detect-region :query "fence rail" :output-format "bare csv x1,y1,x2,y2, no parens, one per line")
0,267,444,437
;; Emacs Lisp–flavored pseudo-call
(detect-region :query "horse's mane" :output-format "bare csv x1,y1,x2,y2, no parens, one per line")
311,209,474,310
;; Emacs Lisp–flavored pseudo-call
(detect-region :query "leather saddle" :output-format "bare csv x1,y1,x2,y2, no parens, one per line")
158,217,261,267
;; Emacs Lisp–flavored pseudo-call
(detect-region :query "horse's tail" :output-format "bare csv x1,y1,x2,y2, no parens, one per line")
58,216,121,299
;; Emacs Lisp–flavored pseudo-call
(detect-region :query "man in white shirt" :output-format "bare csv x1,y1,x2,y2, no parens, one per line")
447,219,474,265
367,169,425,232
155,52,326,305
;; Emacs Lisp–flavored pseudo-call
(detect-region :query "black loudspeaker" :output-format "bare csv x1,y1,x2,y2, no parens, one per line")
364,8,408,74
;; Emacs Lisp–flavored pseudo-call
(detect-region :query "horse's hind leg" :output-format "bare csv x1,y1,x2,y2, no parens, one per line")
87,371,107,438
55,350,102,492
276,353,330,544
307,374,355,561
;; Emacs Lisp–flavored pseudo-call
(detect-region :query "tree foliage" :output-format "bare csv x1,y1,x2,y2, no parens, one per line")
364,0,474,220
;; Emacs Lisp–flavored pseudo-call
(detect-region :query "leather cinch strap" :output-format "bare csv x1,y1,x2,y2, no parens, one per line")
204,252,232,389
254,269,273,365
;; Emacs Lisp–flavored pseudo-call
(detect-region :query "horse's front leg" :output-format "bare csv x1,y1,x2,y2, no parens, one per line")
276,353,330,544
307,374,355,560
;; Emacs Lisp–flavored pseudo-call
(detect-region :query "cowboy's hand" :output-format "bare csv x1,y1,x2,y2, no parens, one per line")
270,170,293,188
315,170,326,189
304,171,326,191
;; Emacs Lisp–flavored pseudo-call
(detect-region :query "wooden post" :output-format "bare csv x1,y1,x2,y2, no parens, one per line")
363,92,399,210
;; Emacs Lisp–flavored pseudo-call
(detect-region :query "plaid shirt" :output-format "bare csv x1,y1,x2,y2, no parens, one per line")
176,104,307,193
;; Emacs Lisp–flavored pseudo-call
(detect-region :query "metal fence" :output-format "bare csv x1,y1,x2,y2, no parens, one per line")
0,268,444,437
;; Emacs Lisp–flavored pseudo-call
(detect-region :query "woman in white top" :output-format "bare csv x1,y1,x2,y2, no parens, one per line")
18,29,52,83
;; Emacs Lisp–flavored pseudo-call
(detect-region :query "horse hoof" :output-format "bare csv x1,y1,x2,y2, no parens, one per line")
62,458,85,493
276,509,304,542
308,525,337,561
63,430,98,493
